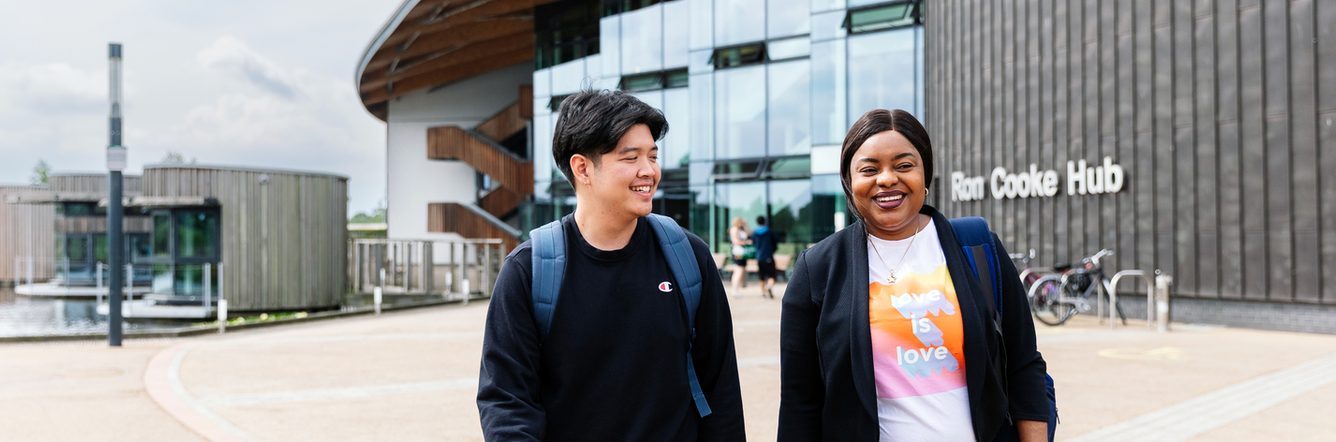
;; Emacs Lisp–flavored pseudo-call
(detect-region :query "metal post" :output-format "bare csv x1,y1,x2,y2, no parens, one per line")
374,286,383,315
482,242,493,297
96,262,104,305
62,257,69,284
125,264,133,299
1155,272,1173,333
106,42,126,347
217,299,228,334
203,263,212,312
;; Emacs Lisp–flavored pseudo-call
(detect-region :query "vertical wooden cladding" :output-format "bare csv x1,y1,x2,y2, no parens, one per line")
0,186,56,282
428,203,519,250
141,166,348,311
49,174,142,194
475,85,535,142
927,0,1332,304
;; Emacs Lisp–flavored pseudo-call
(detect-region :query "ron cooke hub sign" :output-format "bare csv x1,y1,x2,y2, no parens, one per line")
950,156,1126,202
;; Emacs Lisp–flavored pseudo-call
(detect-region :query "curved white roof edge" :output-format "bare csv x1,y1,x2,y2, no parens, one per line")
355,0,421,99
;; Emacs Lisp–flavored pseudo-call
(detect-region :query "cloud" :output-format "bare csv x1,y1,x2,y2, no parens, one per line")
0,62,104,116
197,35,300,99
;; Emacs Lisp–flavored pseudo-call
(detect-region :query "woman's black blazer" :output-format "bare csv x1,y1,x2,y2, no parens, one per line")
778,206,1051,441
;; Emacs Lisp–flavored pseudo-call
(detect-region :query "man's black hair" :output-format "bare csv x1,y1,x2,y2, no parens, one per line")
755,216,767,226
552,89,668,184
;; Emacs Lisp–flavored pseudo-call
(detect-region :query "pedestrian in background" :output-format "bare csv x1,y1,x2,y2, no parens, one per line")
729,217,751,293
778,109,1051,441
752,216,778,299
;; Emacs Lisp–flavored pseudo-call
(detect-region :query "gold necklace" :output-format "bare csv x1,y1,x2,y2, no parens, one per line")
867,219,926,284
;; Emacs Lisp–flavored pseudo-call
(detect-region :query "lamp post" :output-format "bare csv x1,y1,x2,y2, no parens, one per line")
106,42,126,347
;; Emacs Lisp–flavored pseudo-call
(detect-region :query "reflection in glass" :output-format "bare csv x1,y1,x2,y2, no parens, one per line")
663,0,689,67
620,5,664,74
688,73,714,163
767,37,811,61
599,16,622,80
768,60,811,156
175,210,218,259
811,9,849,41
662,88,691,169
153,211,171,258
768,0,811,39
809,174,849,243
533,114,555,197
848,28,919,122
714,65,765,159
713,0,764,46
812,0,844,13
811,39,846,145
713,181,767,254
769,179,814,255
689,0,713,50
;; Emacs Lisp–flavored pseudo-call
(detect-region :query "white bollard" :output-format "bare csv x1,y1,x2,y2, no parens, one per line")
217,299,228,334
461,279,470,305
1154,274,1173,332
373,286,383,315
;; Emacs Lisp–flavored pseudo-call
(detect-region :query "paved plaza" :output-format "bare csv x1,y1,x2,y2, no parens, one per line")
2,283,1335,441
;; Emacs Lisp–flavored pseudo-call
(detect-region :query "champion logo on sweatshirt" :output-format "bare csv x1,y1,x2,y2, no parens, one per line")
658,281,673,293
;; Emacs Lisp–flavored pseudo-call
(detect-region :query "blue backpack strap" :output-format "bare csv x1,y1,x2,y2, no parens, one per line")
645,213,712,418
529,216,568,337
949,217,1002,316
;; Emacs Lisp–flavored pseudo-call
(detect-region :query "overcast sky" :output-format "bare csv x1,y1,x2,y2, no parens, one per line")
0,0,402,214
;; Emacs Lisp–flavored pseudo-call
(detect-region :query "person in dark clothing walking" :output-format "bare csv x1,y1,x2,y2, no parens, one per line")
752,216,778,299
477,89,746,441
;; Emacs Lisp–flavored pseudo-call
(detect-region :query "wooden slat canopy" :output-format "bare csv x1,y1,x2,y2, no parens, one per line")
356,0,555,120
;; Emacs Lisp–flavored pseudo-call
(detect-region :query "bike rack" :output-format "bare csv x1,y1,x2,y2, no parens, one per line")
1106,270,1155,330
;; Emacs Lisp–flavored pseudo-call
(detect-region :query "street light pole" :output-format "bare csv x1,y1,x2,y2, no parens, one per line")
106,42,127,347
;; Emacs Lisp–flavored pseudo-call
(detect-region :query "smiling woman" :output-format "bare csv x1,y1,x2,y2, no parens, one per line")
779,108,1054,442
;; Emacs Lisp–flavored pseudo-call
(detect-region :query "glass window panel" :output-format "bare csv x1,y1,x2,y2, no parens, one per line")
152,211,171,258
533,68,552,99
767,36,811,61
152,264,173,294
66,236,88,262
767,60,811,156
622,72,665,91
712,44,767,69
551,58,589,96
620,5,664,74
129,234,152,261
599,16,622,78
690,49,713,74
809,174,849,242
175,210,218,260
848,0,896,8
689,160,713,186
534,114,555,189
811,39,846,144
663,0,689,68
713,181,767,254
848,28,919,123
662,88,691,169
93,235,108,263
915,27,925,120
812,9,848,41
812,0,844,13
768,0,811,39
666,69,690,88
689,184,713,240
689,73,715,163
714,0,765,46
768,179,814,255
714,65,766,159
689,0,713,50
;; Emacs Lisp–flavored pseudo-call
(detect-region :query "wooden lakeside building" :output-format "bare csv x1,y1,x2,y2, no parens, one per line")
0,185,56,284
134,164,348,312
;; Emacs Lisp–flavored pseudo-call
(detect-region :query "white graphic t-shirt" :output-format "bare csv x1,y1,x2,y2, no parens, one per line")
866,219,975,441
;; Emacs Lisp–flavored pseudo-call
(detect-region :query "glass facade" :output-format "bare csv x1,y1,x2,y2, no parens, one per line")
138,208,221,297
529,0,924,260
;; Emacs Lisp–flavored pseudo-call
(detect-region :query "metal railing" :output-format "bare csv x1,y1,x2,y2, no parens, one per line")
349,238,506,303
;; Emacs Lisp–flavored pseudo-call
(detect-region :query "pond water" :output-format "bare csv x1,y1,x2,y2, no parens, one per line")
0,288,186,338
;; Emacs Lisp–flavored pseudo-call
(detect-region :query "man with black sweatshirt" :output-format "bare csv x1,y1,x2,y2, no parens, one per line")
477,89,745,441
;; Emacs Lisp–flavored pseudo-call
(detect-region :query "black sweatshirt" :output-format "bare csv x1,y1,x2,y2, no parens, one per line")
477,216,746,441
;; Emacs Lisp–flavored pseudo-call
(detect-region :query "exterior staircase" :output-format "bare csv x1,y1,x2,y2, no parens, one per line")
425,85,532,249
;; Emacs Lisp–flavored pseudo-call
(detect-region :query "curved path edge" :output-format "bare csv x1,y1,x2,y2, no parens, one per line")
144,343,257,442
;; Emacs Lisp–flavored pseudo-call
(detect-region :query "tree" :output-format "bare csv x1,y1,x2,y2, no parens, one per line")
29,160,50,185
349,199,387,223
162,151,187,164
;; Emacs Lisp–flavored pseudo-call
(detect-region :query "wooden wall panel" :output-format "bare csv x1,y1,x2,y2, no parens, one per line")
0,186,56,282
142,166,347,311
928,0,1331,303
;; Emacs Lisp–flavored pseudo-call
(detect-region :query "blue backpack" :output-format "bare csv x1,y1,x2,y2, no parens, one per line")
528,214,712,418
949,217,1058,442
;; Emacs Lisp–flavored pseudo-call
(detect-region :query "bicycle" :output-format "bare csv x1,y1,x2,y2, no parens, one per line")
1027,248,1126,326
1009,248,1043,293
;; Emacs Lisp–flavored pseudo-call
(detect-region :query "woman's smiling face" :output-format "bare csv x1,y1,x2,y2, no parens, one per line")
848,130,926,240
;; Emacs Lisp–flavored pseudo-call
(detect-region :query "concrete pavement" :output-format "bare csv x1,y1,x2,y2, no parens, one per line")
2,283,1335,441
